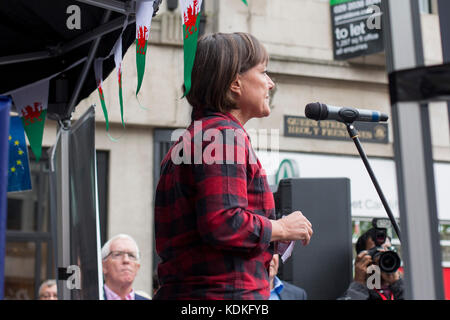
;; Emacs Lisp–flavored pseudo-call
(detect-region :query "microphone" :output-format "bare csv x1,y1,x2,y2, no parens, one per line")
305,102,388,123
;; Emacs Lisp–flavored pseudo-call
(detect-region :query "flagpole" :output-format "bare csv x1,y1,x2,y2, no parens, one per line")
56,119,72,300
0,96,12,300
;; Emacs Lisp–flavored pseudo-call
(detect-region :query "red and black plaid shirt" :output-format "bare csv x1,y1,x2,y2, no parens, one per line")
154,110,275,300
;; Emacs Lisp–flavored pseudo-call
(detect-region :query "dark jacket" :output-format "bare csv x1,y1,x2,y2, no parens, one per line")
279,281,308,300
339,278,404,300
134,293,150,300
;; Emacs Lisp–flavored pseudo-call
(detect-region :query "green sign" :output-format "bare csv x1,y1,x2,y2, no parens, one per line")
275,159,300,185
330,0,353,5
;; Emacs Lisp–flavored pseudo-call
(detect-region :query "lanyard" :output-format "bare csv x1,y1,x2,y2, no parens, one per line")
374,289,394,300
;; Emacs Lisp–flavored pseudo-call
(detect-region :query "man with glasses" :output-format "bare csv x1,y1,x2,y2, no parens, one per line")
101,234,149,300
38,279,58,300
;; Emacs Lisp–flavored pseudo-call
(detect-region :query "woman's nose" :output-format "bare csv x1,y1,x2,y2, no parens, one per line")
267,75,275,90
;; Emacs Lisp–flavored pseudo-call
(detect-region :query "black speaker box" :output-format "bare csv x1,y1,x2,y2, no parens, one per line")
273,178,353,300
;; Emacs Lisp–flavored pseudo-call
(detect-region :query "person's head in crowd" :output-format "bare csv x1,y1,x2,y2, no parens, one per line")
268,253,308,300
101,234,141,299
38,279,57,300
269,253,280,289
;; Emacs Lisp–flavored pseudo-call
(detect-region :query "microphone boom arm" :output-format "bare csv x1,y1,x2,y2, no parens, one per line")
346,123,402,242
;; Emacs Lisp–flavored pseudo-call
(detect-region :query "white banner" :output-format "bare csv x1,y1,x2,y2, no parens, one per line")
11,80,49,119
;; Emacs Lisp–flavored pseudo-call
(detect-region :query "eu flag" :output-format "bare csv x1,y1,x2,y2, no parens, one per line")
7,116,32,192
0,96,12,300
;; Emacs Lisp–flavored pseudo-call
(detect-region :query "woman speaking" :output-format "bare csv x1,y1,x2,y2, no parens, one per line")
154,32,313,300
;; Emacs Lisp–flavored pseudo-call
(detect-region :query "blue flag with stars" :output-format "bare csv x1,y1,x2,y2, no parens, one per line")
7,116,32,193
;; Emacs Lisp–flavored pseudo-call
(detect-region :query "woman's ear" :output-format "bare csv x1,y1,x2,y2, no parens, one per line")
229,74,242,96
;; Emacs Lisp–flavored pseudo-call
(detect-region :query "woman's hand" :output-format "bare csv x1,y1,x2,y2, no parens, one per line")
271,211,313,245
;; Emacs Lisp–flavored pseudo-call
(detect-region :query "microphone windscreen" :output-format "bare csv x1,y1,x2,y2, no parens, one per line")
305,102,327,120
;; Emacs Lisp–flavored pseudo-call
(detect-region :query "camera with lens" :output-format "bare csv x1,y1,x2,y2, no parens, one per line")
366,218,401,274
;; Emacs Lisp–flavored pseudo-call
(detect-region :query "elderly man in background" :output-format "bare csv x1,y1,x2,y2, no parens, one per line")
38,279,58,300
101,234,149,300
269,254,307,300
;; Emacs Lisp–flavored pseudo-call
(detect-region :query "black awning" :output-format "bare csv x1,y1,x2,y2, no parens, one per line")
0,0,161,119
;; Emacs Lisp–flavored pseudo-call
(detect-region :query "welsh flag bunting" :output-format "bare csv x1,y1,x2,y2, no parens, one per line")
94,14,128,132
10,80,49,161
135,0,155,96
94,59,110,132
114,36,125,127
181,0,202,97
242,0,248,5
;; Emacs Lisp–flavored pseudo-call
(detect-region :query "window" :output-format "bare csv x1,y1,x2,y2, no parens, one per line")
5,149,53,300
352,218,450,266
440,224,450,241
352,217,402,261
419,0,432,14
5,149,109,300
440,223,450,266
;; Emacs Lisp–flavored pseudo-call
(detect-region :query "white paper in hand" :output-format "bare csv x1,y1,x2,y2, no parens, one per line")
277,241,295,263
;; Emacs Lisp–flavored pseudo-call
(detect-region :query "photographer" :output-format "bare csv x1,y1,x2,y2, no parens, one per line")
340,220,404,300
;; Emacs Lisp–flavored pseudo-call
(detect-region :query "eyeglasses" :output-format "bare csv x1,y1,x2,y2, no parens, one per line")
39,293,58,299
107,251,138,261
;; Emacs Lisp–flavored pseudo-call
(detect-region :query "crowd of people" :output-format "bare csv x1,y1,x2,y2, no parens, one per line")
38,227,403,300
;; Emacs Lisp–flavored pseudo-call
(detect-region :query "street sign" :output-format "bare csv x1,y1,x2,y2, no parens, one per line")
330,0,384,60
284,115,389,144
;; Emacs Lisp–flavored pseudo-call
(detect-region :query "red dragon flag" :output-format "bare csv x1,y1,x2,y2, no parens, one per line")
180,0,202,97
93,14,129,132
114,36,125,127
10,80,49,161
94,58,110,132
135,0,155,96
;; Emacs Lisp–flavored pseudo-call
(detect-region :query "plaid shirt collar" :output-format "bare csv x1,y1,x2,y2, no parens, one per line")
104,284,135,300
192,108,249,135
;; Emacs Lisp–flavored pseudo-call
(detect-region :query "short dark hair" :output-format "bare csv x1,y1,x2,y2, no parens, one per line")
355,228,377,254
186,32,268,117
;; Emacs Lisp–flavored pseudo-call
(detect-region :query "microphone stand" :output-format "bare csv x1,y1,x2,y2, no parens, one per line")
345,122,402,242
